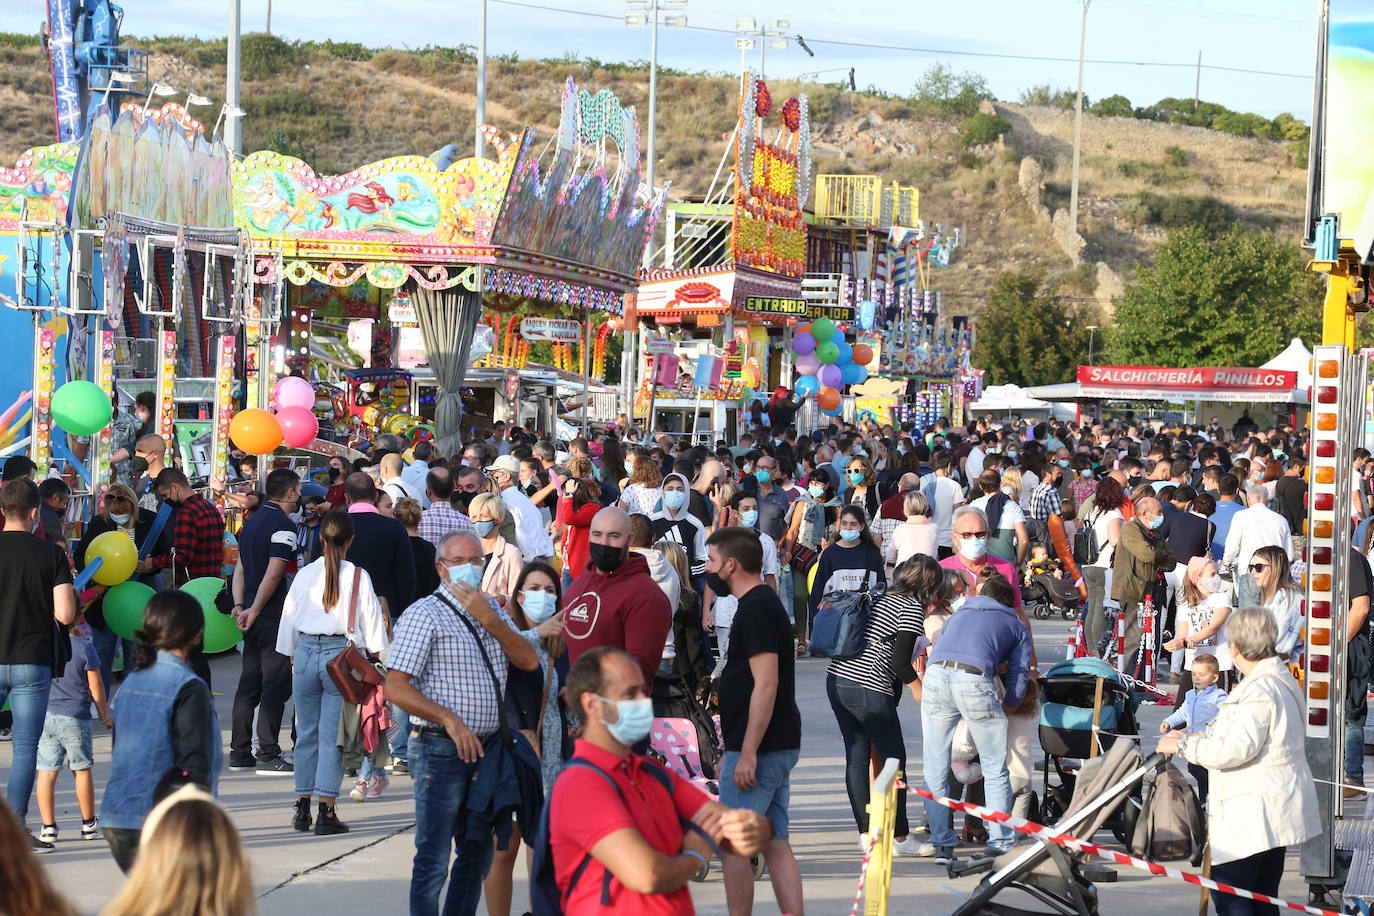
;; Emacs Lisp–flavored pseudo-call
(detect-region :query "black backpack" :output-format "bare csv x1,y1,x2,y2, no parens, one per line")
1073,510,1100,567
530,757,718,915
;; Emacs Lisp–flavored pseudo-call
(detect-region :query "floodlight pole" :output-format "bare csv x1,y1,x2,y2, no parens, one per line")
227,0,242,154
477,0,487,159
647,0,659,212
1068,0,1090,240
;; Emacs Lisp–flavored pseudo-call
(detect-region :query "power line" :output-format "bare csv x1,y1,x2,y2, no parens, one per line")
486,0,1309,80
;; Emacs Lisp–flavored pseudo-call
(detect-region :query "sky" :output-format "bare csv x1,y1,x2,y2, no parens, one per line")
0,0,1322,120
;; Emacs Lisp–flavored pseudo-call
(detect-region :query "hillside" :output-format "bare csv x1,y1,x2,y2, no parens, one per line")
0,34,1310,321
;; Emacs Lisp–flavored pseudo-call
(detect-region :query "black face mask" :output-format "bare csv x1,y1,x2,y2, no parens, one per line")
453,491,477,511
705,570,730,597
589,542,628,574
131,456,150,476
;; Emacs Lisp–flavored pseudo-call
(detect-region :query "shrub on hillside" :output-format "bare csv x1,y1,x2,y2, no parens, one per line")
1126,191,1236,236
240,32,297,79
960,112,1010,148
1090,94,1133,118
913,64,991,117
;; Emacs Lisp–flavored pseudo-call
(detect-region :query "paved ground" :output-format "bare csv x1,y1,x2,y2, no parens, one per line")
2,619,1351,915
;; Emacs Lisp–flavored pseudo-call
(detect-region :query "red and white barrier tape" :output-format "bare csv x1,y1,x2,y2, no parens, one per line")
849,843,874,916
900,781,1340,916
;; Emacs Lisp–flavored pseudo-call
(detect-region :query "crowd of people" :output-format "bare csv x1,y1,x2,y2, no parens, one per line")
0,407,1351,914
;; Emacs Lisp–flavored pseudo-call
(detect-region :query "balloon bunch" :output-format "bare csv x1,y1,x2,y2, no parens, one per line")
789,318,874,415
229,377,320,455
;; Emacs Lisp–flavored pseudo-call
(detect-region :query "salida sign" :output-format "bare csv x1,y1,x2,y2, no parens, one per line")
1076,365,1299,402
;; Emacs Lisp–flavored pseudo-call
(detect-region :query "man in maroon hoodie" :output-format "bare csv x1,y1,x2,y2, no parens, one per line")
563,507,673,689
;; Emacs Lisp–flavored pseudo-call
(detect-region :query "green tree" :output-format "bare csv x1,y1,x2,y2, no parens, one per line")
912,63,991,117
960,112,1011,147
1090,94,1134,118
976,269,1093,387
1108,226,1322,367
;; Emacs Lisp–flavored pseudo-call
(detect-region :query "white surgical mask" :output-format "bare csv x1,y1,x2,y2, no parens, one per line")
958,536,987,561
521,589,558,623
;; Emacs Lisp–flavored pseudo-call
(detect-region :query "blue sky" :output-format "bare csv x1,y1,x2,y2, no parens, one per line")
2,0,1321,119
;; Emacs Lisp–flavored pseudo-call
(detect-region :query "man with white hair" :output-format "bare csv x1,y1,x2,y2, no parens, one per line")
1223,484,1293,606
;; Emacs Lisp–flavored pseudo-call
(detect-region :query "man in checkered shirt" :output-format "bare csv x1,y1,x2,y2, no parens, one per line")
385,529,539,916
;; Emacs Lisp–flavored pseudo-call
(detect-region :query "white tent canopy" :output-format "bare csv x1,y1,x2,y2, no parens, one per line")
967,384,1050,413
1260,337,1314,391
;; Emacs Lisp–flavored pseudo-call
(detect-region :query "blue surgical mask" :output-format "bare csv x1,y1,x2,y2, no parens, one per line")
1148,514,1165,530
741,509,759,527
950,596,967,614
958,536,987,561
755,469,772,484
597,695,654,745
839,527,861,543
1058,459,1071,468
808,484,826,498
521,589,558,623
663,489,686,510
474,519,496,538
110,512,131,525
1007,450,1018,460
848,471,865,485
448,562,484,589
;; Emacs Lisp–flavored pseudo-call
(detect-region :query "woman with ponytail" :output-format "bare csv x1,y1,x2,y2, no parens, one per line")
100,589,221,872
277,511,389,836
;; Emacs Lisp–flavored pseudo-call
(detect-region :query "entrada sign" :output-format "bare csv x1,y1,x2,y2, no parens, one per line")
744,295,853,322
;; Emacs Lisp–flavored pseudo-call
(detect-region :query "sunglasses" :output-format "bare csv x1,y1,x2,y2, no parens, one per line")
1248,563,1269,573
956,530,990,539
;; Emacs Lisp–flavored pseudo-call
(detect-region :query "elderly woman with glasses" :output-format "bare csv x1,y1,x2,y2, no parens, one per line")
1158,605,1318,916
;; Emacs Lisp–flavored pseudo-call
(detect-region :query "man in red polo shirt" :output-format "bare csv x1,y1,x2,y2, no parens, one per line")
551,647,771,915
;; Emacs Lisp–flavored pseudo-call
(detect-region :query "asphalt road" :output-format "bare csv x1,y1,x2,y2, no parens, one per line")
3,617,1352,915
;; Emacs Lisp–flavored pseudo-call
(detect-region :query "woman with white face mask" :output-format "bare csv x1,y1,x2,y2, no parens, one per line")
1162,555,1233,699
486,561,566,916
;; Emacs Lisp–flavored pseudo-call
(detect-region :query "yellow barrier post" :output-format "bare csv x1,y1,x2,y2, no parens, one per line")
864,758,901,916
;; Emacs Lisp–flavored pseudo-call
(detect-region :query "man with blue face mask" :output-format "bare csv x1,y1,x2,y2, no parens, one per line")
385,529,539,916
1111,496,1177,678
549,647,772,914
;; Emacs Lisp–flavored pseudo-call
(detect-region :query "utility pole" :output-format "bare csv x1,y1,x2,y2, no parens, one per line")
1068,0,1090,240
266,0,271,34
226,0,242,155
1087,325,1098,365
476,0,487,158
1194,50,1202,110
648,1,659,199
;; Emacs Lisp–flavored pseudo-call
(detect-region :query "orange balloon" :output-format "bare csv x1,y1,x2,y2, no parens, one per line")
230,408,284,455
817,387,841,411
797,322,812,336
852,344,874,366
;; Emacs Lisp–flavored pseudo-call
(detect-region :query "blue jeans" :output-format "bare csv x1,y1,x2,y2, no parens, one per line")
0,664,51,823
89,626,125,695
921,664,1013,850
390,705,411,764
779,564,795,623
719,748,799,838
292,634,348,798
409,730,494,916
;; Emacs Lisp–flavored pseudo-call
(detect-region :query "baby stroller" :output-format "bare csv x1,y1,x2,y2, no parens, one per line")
1036,658,1140,842
648,716,764,882
1025,571,1082,621
951,740,1166,915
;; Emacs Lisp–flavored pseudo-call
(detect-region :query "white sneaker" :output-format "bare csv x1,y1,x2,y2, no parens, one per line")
39,824,58,842
894,835,936,857
858,834,873,854
348,777,368,802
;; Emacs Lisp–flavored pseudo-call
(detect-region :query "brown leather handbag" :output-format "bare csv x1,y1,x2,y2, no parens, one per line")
326,567,384,705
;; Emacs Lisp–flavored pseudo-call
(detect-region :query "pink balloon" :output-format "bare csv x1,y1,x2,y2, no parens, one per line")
275,405,319,448
818,363,843,389
275,377,316,411
795,352,821,376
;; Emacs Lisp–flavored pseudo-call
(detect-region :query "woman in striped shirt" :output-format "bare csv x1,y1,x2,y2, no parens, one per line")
826,553,942,856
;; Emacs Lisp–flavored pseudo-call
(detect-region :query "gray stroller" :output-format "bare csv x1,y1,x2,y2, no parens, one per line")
949,740,1164,916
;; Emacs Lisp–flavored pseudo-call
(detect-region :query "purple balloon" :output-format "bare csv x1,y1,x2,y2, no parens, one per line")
795,352,821,376
791,331,816,356
818,363,843,389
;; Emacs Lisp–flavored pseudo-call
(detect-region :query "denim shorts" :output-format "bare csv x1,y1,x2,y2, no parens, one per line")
719,747,799,839
37,712,94,772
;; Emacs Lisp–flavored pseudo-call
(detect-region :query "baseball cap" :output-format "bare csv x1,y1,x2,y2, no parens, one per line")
487,455,521,476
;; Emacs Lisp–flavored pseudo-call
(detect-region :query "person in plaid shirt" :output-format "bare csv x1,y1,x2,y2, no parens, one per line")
144,468,225,587
385,529,538,916
417,467,475,546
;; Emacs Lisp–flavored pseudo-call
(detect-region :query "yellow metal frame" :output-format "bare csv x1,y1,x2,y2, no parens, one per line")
864,758,901,915
1310,253,1365,347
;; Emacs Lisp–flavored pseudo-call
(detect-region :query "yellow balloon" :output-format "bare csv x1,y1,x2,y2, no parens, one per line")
88,530,138,586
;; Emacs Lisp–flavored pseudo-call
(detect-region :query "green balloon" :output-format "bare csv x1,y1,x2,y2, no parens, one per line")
181,576,241,654
810,317,836,343
103,581,155,640
816,341,840,365
51,380,113,436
